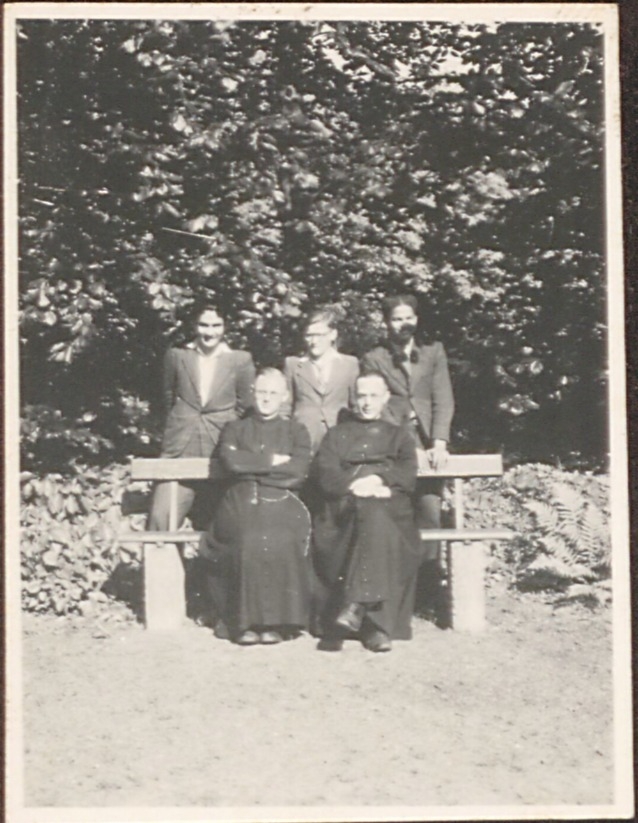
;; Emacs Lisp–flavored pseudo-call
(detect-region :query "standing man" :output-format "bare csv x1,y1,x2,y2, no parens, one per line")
148,301,255,531
147,301,255,624
283,307,359,454
361,295,454,618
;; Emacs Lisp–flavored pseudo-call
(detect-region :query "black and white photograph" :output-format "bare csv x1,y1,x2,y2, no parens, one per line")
4,2,633,821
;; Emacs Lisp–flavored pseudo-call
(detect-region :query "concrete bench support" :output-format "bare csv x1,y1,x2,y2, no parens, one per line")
144,541,186,631
417,529,512,632
448,540,487,632
139,477,188,631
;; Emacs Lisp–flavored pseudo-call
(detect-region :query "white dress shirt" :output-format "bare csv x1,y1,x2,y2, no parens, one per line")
191,342,230,405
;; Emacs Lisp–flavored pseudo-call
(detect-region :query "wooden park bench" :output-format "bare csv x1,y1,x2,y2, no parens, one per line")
120,453,512,632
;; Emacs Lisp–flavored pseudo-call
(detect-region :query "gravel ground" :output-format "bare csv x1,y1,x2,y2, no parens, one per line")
21,587,613,809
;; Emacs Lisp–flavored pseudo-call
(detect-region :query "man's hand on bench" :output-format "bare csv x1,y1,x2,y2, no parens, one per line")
425,440,449,472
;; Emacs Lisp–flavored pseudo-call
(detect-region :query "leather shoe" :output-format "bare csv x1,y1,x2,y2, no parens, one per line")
260,630,283,645
335,603,365,633
237,629,260,645
363,630,392,653
317,637,344,652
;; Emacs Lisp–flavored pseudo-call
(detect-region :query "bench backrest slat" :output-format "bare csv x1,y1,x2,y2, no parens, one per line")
131,453,503,481
131,457,219,481
416,452,503,478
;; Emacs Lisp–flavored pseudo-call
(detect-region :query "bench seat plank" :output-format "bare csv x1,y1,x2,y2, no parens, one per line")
418,529,513,541
120,531,203,543
121,528,513,544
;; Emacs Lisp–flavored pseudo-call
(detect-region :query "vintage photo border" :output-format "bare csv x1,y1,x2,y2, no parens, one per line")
3,3,633,821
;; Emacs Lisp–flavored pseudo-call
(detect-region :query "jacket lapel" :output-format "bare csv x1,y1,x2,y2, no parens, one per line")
182,349,201,402
384,347,410,394
409,345,433,394
297,358,324,396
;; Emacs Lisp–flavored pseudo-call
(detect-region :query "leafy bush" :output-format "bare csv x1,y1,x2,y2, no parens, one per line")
20,464,147,615
464,464,610,593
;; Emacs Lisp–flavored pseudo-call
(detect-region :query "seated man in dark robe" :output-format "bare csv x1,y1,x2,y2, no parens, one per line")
312,372,420,653
200,368,312,646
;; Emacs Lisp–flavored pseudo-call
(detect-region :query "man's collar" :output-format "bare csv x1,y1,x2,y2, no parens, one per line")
299,348,340,365
386,336,415,353
188,341,230,357
311,347,340,364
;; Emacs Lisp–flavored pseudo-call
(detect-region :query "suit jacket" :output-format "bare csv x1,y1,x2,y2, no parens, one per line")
361,341,454,445
161,345,255,458
283,353,360,452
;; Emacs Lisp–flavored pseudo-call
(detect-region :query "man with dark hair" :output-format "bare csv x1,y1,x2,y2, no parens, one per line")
148,301,255,531
312,373,420,652
361,295,455,619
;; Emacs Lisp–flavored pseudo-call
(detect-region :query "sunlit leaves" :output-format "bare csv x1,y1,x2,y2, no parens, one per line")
18,18,607,468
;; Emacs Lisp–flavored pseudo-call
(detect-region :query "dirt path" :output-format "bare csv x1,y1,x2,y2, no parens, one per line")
21,588,613,809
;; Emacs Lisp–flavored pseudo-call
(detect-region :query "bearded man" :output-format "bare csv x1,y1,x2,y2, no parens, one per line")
361,295,455,619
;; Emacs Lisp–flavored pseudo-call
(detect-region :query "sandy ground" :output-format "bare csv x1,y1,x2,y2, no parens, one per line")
21,587,613,809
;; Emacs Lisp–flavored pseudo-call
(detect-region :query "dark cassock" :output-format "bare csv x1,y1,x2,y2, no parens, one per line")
311,418,421,643
200,414,312,639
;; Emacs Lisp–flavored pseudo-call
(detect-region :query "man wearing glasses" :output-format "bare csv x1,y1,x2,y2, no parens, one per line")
283,307,359,454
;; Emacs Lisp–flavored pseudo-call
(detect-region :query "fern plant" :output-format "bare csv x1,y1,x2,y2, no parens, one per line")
522,482,610,586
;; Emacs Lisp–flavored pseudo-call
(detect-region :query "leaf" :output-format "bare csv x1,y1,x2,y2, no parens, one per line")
552,483,584,520
65,496,80,515
47,492,64,516
525,500,560,534
41,549,60,570
48,526,70,545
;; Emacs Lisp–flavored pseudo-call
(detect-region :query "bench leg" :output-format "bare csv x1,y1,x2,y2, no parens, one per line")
143,479,187,630
448,540,487,632
143,542,186,630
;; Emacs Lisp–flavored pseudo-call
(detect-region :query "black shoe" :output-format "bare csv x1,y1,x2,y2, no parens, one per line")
317,637,344,652
213,620,230,640
362,630,392,653
335,603,365,633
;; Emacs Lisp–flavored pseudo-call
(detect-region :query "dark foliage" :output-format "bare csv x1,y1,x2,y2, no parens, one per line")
18,20,607,470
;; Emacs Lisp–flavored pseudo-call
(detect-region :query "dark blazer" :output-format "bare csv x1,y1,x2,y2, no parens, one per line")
161,345,255,458
361,342,454,445
283,353,360,452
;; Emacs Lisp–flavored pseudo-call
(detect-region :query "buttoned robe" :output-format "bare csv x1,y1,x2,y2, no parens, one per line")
200,416,312,636
311,419,420,640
